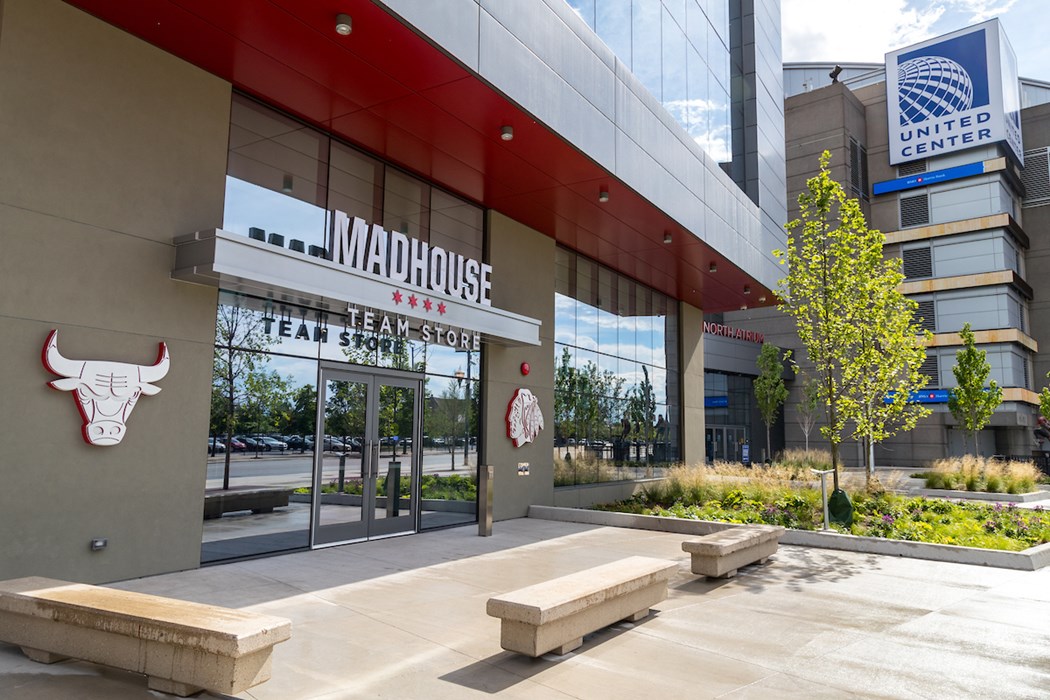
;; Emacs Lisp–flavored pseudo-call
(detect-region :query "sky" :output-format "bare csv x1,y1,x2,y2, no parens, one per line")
781,0,1050,80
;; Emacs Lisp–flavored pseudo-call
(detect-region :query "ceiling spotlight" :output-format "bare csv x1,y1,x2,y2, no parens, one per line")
335,13,352,35
708,261,718,273
500,125,514,141
743,285,751,295
663,231,673,244
740,304,748,311
758,295,767,303
598,190,609,203
281,173,293,193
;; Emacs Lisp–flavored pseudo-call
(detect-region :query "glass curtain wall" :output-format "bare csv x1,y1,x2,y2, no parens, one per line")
203,95,484,562
554,247,680,486
566,0,733,163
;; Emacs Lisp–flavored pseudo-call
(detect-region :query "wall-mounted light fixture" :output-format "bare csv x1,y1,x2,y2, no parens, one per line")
500,125,514,141
598,190,609,203
663,231,672,244
708,261,718,273
335,13,353,35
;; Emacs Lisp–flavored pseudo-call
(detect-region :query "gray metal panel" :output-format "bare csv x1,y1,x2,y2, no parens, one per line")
377,0,481,71
703,335,762,375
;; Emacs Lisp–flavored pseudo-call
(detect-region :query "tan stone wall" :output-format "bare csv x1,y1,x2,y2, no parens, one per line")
679,303,705,465
0,0,230,582
481,212,555,520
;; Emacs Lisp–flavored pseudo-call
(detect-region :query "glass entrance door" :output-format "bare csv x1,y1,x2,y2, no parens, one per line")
312,368,420,546
705,426,748,463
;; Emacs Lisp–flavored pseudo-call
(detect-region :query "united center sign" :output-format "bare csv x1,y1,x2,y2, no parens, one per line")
885,19,1022,166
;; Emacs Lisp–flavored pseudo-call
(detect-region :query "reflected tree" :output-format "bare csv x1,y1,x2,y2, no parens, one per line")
212,304,273,490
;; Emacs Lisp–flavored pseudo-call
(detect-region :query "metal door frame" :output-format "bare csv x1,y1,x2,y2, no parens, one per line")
310,362,423,547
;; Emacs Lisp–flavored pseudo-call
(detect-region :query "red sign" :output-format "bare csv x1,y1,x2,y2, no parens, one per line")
703,321,764,344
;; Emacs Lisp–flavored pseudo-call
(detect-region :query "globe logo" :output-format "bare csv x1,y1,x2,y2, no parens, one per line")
897,55,974,126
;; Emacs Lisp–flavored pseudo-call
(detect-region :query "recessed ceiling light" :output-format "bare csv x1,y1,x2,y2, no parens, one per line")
663,232,672,244
335,13,352,35
709,261,718,273
598,190,609,203
743,285,751,295
500,125,514,141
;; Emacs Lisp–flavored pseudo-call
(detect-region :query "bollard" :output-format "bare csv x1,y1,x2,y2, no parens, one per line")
811,468,833,531
478,465,493,537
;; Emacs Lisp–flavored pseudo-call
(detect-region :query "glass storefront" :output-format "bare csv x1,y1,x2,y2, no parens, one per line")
704,371,756,463
554,247,680,485
202,95,484,562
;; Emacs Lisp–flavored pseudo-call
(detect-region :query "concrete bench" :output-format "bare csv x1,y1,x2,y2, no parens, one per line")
203,487,291,519
682,525,784,578
0,577,291,697
486,556,678,657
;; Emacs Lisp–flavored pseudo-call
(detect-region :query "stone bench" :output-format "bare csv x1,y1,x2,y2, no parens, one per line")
203,487,291,519
682,525,784,578
0,577,291,697
486,556,678,657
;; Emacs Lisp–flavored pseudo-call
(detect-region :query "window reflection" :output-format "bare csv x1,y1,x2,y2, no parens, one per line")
576,0,735,164
554,247,679,487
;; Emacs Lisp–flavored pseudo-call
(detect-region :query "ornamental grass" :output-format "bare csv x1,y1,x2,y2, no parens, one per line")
921,455,1042,494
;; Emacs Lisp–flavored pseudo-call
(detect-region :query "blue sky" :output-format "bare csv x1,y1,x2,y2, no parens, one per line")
782,0,1049,80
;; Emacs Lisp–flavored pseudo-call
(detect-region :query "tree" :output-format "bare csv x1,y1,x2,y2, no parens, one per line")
844,253,932,479
948,322,1002,455
212,304,274,489
754,343,789,461
1041,371,1050,422
775,150,927,490
795,374,820,452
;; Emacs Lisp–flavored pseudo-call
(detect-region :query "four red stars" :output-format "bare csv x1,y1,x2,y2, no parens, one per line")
393,290,447,315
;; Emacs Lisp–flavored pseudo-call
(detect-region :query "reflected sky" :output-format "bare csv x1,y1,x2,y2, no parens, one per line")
565,0,732,163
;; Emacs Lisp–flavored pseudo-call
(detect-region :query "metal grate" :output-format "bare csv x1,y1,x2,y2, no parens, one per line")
902,246,933,279
915,299,936,332
849,137,870,200
1022,148,1050,206
920,354,940,387
898,159,927,177
900,193,930,227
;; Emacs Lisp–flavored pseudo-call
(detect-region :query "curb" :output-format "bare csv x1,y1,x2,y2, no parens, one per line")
527,505,1050,571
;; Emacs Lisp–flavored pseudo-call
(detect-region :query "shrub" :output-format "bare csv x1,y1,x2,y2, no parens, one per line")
923,456,1040,494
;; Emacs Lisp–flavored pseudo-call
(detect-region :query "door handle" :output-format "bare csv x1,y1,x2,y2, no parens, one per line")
372,443,380,478
362,440,372,480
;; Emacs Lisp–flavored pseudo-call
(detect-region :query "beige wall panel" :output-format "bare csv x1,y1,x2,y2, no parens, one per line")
0,0,230,582
680,303,705,466
481,212,555,520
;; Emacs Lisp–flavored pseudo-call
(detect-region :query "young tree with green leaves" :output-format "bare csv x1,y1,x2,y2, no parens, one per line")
754,343,790,462
775,150,928,491
845,255,932,479
1040,371,1050,422
795,374,820,452
948,322,1003,455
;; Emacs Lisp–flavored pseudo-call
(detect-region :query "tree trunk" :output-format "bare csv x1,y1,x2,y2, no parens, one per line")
974,431,980,458
766,425,772,464
831,441,840,491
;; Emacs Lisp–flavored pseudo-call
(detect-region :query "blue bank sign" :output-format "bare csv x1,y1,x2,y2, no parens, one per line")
873,160,986,195
885,19,1022,166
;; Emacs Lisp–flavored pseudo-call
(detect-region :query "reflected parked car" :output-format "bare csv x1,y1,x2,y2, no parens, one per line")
225,436,246,452
207,437,225,453
286,435,313,451
258,436,287,451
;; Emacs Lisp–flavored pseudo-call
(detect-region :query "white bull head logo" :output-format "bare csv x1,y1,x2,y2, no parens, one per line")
43,329,170,446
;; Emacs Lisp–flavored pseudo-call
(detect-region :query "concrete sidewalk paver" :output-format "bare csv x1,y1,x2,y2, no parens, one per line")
0,518,1047,699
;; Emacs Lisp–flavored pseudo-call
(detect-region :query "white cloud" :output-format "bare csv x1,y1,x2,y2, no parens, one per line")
782,0,945,62
947,0,1017,22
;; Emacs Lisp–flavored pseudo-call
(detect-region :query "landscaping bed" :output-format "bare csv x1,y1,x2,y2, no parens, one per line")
595,462,1050,553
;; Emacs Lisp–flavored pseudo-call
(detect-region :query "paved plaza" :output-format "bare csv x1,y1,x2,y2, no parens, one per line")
1,517,1048,699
